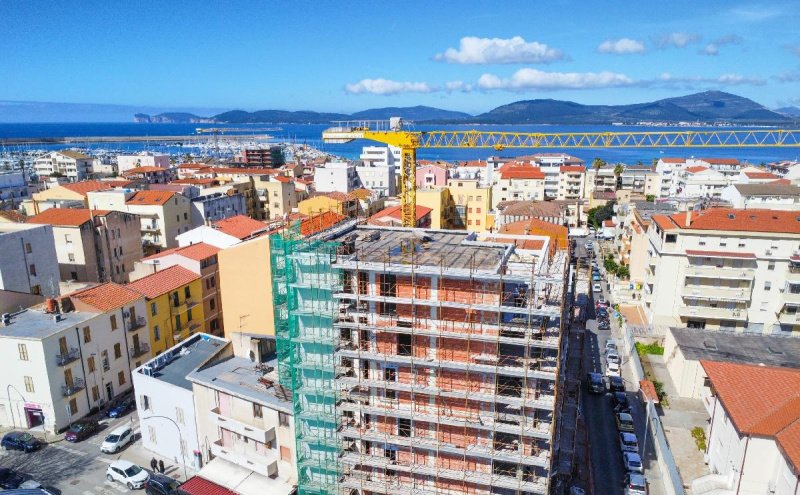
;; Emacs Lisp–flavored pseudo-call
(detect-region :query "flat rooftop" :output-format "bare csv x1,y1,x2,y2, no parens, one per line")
671,327,800,369
140,334,226,390
0,309,100,340
188,355,291,414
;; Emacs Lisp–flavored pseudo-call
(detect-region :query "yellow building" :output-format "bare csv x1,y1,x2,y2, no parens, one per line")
447,179,492,232
128,265,204,355
417,187,454,229
298,192,359,217
218,235,275,338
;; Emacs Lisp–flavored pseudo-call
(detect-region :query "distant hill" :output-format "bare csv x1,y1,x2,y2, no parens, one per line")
210,106,470,124
474,91,791,124
349,105,472,121
134,112,216,123
776,106,800,117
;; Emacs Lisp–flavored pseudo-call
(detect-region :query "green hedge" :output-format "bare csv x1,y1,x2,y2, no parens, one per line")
635,342,664,356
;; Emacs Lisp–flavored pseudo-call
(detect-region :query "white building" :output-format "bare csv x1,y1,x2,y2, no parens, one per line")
645,208,800,335
691,360,800,495
359,145,399,169
313,161,360,193
34,151,94,182
720,183,800,210
0,287,142,433
355,162,395,197
656,157,744,197
676,166,731,198
117,153,170,174
189,192,247,227
0,171,29,204
0,223,60,297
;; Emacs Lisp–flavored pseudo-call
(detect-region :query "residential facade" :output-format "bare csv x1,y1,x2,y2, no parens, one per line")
117,153,170,174
0,223,60,297
314,161,360,193
719,183,800,210
33,151,94,182
189,191,247,227
355,161,396,197
448,179,492,231
491,166,546,208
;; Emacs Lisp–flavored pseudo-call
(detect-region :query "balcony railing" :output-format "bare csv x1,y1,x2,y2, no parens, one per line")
678,306,747,321
130,343,150,359
685,266,755,280
56,348,80,367
126,316,147,331
61,378,85,397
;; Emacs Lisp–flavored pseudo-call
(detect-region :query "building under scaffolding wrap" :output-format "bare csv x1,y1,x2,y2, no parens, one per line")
271,222,569,495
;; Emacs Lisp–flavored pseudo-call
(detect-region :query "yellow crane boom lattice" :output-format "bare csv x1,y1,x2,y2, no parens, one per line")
323,118,800,227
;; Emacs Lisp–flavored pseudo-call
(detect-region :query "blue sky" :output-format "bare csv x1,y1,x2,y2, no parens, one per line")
1,0,799,115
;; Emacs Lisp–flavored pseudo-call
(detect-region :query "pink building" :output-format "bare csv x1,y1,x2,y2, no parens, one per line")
416,163,450,188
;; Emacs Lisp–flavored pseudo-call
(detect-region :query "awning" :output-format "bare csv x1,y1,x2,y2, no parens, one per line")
197,458,295,495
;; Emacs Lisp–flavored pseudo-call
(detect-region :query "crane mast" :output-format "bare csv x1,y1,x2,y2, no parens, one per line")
323,118,800,228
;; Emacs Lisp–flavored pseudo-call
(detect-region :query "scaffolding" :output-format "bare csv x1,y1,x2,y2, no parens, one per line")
271,223,342,495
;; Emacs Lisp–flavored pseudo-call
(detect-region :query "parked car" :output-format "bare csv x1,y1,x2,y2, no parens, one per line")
623,452,644,473
101,425,134,454
593,283,602,293
607,352,621,365
613,392,631,413
65,418,99,442
592,274,602,281
605,341,618,354
108,397,135,418
598,320,611,330
609,375,625,393
587,372,605,394
107,460,149,490
598,295,606,304
606,359,621,376
616,412,635,432
586,242,594,250
624,473,648,494
145,473,181,495
0,468,24,489
619,432,639,453
1,431,43,452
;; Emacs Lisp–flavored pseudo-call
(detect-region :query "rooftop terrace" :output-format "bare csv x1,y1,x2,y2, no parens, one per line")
138,334,226,390
0,308,99,340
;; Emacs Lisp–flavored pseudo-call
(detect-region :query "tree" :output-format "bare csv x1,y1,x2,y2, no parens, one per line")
592,158,606,171
616,265,630,280
613,163,624,190
645,194,656,202
652,158,659,167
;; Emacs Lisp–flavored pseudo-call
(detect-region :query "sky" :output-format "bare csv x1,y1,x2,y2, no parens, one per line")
1,0,799,116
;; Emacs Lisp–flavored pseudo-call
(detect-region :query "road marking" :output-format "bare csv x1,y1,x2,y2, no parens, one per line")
95,456,113,465
103,481,130,493
51,443,90,456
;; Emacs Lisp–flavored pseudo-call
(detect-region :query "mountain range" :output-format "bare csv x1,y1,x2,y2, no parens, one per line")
133,91,795,125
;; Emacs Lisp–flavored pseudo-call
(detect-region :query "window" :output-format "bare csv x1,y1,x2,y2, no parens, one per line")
118,371,126,386
176,406,185,425
768,262,775,271
148,425,157,444
280,446,291,462
476,208,482,214
88,356,96,373
476,220,481,226
187,308,193,322
64,234,72,243
765,281,772,291
114,343,122,359
279,412,290,427
110,314,118,330
68,398,78,416
151,302,158,316
397,334,412,356
210,298,216,311
23,376,34,393
102,350,109,371
698,241,706,246
68,253,75,262
29,264,36,276
24,243,31,254
184,286,191,299
665,234,677,243
91,385,100,402
142,395,151,410
18,343,28,361
183,212,188,220
253,403,263,418
175,315,182,330
738,242,746,248
468,207,473,214
398,418,411,437
154,325,160,341
31,285,40,295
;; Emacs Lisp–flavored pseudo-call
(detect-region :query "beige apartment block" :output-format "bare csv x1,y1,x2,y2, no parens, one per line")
218,235,274,337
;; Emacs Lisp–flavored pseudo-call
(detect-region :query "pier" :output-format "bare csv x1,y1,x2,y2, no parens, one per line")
0,135,273,146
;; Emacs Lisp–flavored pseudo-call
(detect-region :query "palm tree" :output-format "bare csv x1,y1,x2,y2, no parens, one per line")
613,163,624,190
592,158,606,189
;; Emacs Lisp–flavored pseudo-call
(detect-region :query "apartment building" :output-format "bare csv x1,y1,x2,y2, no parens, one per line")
360,145,400,172
693,361,800,495
26,180,119,215
33,151,93,182
128,265,204,355
177,215,267,249
239,146,285,167
0,293,139,432
314,161,360,193
645,208,800,334
132,243,223,336
619,165,653,195
260,178,299,220
270,225,568,495
448,179,492,231
416,187,455,230
720,183,800,210
117,152,170,174
28,208,143,283
676,166,730,198
0,223,60,296
585,167,617,193
189,191,247,227
299,192,361,218
355,161,396,197
655,157,744,197
416,163,450,188
491,166,546,208
0,170,29,206
556,166,585,200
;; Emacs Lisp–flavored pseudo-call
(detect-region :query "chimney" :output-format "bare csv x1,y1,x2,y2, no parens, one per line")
685,209,692,227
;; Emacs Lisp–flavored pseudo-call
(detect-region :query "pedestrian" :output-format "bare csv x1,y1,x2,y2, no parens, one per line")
150,458,158,472
158,459,165,474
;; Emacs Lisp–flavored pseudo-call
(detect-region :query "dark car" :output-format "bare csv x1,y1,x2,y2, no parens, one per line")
144,473,181,495
587,372,605,394
0,468,25,489
1,431,43,452
609,375,625,393
107,397,135,418
598,320,611,330
65,418,99,442
613,392,631,413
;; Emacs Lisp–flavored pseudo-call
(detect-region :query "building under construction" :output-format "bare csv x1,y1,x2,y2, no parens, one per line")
271,223,569,495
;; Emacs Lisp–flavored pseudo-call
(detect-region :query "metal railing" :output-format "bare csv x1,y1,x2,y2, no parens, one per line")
126,316,147,331
56,348,80,367
130,343,150,359
61,378,85,397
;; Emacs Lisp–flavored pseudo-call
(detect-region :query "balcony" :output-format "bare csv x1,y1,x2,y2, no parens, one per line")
56,348,80,367
210,440,278,478
787,268,800,282
141,224,160,233
129,343,150,359
678,306,747,321
783,292,800,305
681,286,751,302
126,316,147,332
61,378,85,397
684,266,755,280
189,321,202,332
209,408,276,444
778,312,800,325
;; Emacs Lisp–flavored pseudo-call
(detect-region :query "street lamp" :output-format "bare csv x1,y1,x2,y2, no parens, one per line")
140,415,188,480
6,384,26,429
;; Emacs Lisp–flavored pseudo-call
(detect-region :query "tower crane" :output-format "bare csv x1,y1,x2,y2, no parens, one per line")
195,126,282,156
323,117,800,227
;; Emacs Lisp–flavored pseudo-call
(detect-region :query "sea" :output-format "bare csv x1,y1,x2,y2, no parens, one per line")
1,122,799,164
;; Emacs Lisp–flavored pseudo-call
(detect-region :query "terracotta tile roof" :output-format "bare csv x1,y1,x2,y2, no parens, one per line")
462,160,487,168
69,282,142,311
212,215,266,239
127,265,199,299
660,158,686,164
651,214,678,231
603,219,614,227
499,218,568,249
27,207,93,227
670,208,800,234
773,179,792,185
0,210,26,223
685,250,756,259
211,167,279,175
685,166,709,174
122,166,169,175
103,179,136,188
349,188,373,200
60,180,114,196
178,477,237,495
499,165,545,180
744,171,779,180
126,190,176,206
300,211,347,237
491,237,546,250
702,360,800,470
700,158,739,165
143,242,220,262
369,205,432,224
324,191,356,202
273,175,292,183
498,200,563,218
560,166,585,173
178,163,211,170
171,178,217,186
58,150,91,160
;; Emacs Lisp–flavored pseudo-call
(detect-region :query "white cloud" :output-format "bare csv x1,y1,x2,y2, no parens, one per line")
774,71,800,83
597,38,646,55
700,34,743,56
655,32,701,49
657,72,765,86
477,68,636,91
434,36,565,64
728,6,782,22
445,81,473,92
344,78,433,96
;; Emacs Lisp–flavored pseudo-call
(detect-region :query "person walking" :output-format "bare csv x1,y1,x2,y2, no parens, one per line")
150,458,158,472
158,459,165,474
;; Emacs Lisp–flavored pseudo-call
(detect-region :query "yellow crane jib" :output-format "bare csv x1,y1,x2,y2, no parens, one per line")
323,118,800,228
